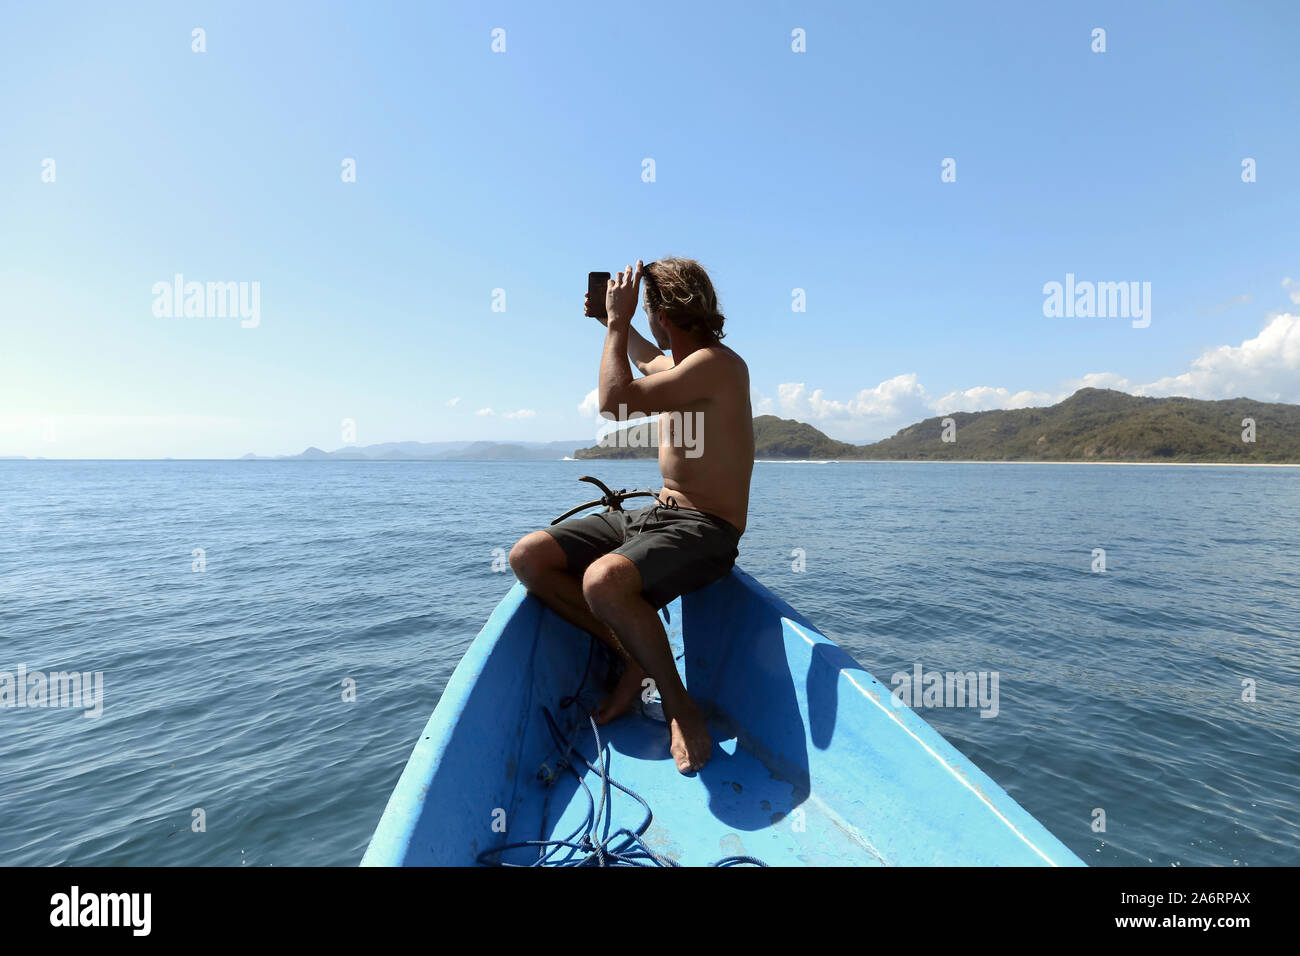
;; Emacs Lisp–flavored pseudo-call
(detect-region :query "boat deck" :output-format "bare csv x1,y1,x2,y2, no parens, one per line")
516,707,886,866
491,596,883,867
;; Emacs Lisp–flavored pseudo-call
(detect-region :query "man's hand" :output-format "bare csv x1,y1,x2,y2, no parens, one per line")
605,261,643,329
583,291,607,327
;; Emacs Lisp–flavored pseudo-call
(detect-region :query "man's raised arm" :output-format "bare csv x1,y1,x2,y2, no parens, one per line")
586,289,672,375
627,327,673,375
599,261,712,418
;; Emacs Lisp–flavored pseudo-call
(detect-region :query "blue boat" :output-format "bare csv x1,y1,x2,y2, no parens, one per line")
362,567,1084,866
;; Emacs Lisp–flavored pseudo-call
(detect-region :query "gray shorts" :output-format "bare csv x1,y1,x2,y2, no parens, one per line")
544,501,741,610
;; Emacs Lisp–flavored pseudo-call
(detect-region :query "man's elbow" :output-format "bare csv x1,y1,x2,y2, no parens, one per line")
637,355,673,376
598,387,638,419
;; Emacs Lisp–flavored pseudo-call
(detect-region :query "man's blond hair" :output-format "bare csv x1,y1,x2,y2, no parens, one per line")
643,258,726,340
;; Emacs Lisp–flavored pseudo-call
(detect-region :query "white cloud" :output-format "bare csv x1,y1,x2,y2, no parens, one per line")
758,375,1058,437
749,374,933,441
772,374,933,424
447,396,461,407
1132,312,1300,402
1059,371,1133,393
1283,278,1300,305
930,386,1056,414
471,406,534,420
578,389,600,418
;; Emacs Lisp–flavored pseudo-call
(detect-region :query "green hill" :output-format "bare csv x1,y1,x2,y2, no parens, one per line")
574,421,659,459
858,389,1300,462
573,389,1300,463
573,415,859,460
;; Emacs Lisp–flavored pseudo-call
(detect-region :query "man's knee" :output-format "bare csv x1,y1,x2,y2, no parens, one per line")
582,555,641,613
508,531,566,587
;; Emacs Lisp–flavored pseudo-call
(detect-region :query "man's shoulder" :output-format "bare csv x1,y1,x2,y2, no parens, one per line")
686,342,747,376
715,343,749,387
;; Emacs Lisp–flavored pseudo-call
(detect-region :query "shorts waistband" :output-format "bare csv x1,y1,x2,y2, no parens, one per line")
649,494,742,538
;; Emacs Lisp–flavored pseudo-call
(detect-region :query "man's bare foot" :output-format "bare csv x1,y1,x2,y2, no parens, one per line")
667,701,712,773
594,662,645,726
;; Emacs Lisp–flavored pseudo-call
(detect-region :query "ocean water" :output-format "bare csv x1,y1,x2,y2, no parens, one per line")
1,459,1297,867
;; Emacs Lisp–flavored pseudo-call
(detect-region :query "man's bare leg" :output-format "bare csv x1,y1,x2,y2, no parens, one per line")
582,553,711,773
508,531,646,724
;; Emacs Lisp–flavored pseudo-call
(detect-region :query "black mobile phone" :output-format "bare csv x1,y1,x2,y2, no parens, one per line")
587,272,611,319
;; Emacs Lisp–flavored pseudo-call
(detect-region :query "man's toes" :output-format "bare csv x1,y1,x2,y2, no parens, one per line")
670,743,709,774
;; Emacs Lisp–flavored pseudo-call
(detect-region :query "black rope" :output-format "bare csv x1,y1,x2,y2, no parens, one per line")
476,707,767,867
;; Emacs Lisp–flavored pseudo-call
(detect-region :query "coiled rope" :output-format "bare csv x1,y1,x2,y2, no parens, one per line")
476,704,766,867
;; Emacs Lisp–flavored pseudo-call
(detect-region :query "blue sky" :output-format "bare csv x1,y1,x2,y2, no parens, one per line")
3,0,1298,458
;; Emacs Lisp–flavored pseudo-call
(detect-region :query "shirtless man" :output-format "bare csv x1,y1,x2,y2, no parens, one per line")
508,258,754,773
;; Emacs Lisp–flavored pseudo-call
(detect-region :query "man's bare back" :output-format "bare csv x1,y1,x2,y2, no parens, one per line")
655,343,754,533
